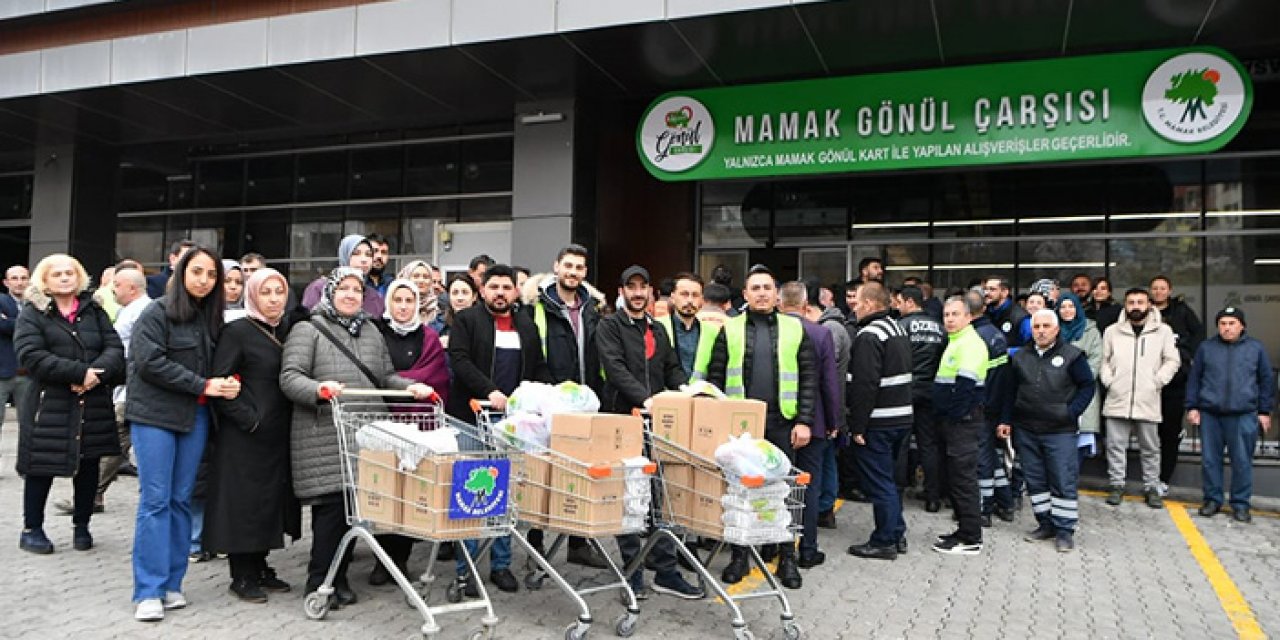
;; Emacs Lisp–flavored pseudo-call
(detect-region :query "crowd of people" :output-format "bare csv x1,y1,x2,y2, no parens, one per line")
0,239,1272,623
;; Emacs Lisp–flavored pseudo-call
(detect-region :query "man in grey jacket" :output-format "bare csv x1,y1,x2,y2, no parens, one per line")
1100,288,1180,509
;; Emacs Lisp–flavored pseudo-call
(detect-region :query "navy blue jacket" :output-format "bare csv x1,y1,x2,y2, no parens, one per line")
972,316,1010,412
0,292,20,378
1185,334,1274,416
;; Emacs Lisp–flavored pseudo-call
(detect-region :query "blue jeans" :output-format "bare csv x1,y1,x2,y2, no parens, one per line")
132,407,209,601
189,500,205,554
978,421,1013,513
1014,430,1079,534
819,438,838,513
458,536,512,576
853,428,909,547
1200,412,1259,510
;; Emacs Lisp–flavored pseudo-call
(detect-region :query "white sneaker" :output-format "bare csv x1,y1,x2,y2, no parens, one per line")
135,598,164,622
162,591,187,610
1158,482,1170,497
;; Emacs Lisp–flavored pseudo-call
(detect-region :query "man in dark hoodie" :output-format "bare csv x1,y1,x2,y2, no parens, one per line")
1150,276,1204,492
983,275,1027,348
527,244,605,567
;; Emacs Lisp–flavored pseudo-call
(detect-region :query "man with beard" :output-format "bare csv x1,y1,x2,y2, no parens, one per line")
1100,288,1180,509
983,276,1027,348
655,272,706,378
595,265,703,600
364,233,391,296
701,265,817,589
446,264,551,596
1069,274,1093,301
1150,276,1204,494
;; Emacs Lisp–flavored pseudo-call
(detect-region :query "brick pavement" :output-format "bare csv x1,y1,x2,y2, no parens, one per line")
0,426,1274,640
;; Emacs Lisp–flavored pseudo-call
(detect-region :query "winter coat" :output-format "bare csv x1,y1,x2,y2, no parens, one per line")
596,312,687,414
706,310,817,427
1100,310,1180,423
1158,296,1204,387
986,298,1028,348
1069,320,1104,433
527,277,602,390
846,310,913,436
206,318,301,553
14,291,125,476
124,299,215,433
817,306,851,424
445,304,551,420
0,292,21,378
899,310,945,401
798,315,840,437
280,314,414,501
1186,333,1275,416
377,321,451,407
1002,339,1095,434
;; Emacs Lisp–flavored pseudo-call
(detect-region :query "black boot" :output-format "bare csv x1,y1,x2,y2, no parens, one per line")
230,577,268,603
721,548,749,584
775,552,802,589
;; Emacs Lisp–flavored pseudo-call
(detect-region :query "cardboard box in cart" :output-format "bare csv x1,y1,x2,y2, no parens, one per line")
513,454,552,526
671,463,726,539
690,397,766,459
356,450,402,526
547,413,644,535
649,392,695,463
400,457,487,540
549,413,644,463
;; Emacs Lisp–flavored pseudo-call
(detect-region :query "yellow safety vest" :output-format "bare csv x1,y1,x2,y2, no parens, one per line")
654,315,676,347
710,312,802,419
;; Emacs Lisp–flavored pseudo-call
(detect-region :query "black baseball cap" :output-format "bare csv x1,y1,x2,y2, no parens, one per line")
620,265,650,285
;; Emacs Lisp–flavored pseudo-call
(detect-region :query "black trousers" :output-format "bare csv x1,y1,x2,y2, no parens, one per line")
24,457,100,529
307,495,353,591
936,415,983,543
229,551,268,581
1159,385,1186,483
913,398,942,500
373,534,414,572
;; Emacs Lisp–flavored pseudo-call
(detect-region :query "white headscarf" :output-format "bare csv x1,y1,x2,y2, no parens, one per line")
382,278,423,336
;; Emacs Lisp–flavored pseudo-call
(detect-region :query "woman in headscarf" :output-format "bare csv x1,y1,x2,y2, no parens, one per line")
206,268,301,603
1057,292,1103,462
365,278,451,586
223,260,246,316
396,260,444,333
280,267,435,609
299,234,384,317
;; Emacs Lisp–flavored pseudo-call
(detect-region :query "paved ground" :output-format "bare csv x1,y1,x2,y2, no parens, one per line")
2,425,1277,640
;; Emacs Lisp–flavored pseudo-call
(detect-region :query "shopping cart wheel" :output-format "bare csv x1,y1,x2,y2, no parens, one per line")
303,592,330,620
446,582,463,604
564,621,590,640
613,612,638,637
781,622,802,640
467,626,494,640
731,627,755,640
524,573,545,591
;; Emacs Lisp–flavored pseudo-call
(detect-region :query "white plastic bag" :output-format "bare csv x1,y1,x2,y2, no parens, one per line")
721,508,791,530
491,411,550,451
714,434,792,480
506,381,558,415
545,381,601,414
356,420,458,471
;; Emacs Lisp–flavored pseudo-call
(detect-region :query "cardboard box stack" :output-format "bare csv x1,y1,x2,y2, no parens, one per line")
356,450,401,526
513,454,552,526
399,456,486,540
689,397,766,458
547,413,644,536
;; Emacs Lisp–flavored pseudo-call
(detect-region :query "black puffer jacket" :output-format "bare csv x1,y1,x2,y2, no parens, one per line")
1160,296,1204,386
14,291,125,476
706,310,817,427
125,298,214,433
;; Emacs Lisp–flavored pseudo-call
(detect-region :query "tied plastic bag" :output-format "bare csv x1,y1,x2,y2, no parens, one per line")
722,507,791,529
680,380,726,399
356,420,459,471
545,381,601,414
622,456,653,516
714,434,792,480
507,381,557,415
491,411,550,451
724,525,793,546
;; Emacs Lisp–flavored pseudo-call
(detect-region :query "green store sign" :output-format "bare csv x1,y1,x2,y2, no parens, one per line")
636,47,1252,181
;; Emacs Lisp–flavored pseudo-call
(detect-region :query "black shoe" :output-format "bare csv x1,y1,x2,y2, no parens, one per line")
652,572,704,599
189,550,214,563
980,514,993,528
230,577,268,603
258,567,291,593
847,543,896,560
1144,488,1164,509
895,538,908,555
1055,531,1075,553
993,507,1015,523
797,549,826,568
626,571,648,601
775,556,802,589
72,526,93,551
1199,501,1221,517
841,488,871,503
457,575,480,599
19,528,53,554
677,542,699,572
1232,508,1252,523
333,582,357,607
758,544,779,563
817,510,837,529
119,462,139,477
566,544,609,569
1024,524,1055,542
368,562,392,586
721,552,749,584
437,542,456,561
925,500,942,513
490,569,519,593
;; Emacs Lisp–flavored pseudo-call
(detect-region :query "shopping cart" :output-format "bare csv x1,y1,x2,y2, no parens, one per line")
626,410,809,640
304,388,518,640
472,400,650,639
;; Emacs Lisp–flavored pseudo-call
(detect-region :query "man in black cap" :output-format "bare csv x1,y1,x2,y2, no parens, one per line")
1186,306,1274,523
595,264,703,600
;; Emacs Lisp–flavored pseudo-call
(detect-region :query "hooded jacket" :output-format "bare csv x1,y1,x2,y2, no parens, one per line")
1100,308,1181,423
524,274,602,391
817,306,852,421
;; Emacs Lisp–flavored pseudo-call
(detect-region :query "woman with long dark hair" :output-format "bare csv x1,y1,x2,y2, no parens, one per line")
206,267,300,603
14,254,125,555
439,273,478,347
127,247,241,622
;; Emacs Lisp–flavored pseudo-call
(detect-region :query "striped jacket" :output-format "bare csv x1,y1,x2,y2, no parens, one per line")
846,310,914,435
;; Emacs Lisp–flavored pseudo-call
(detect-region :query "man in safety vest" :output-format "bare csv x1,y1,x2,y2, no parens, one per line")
655,272,706,378
526,244,606,568
699,264,817,590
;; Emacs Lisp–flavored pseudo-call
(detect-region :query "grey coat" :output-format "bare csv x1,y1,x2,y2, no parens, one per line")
1071,320,1104,433
280,315,413,502
818,306,851,429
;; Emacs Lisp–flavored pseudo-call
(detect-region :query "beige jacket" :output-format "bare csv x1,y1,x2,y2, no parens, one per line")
1100,308,1181,423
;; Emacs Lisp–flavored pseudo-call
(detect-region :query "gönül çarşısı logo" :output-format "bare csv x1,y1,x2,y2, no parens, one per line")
1142,51,1247,144
449,459,509,519
640,96,715,173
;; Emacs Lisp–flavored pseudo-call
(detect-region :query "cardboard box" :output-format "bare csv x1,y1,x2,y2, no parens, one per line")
356,450,401,527
659,463,694,525
513,454,552,526
649,392,695,463
689,464,727,539
547,464,624,537
400,457,487,540
689,397,767,459
550,413,644,464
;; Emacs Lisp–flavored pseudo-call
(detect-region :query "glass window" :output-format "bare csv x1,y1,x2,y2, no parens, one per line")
459,196,512,222
460,138,513,193
406,143,459,196
191,211,234,258
117,216,166,265
850,175,931,241
773,179,848,244
196,160,244,208
291,206,345,283
351,147,403,199
934,172,1016,238
1016,240,1106,292
698,251,749,289
1108,237,1202,309
246,156,294,206
930,238,1015,294
700,182,769,247
0,226,28,274
297,152,348,202
797,248,846,289
401,217,440,264
1013,166,1106,236
1205,157,1280,232
1108,161,1201,234
242,210,290,263
878,244,932,286
117,168,168,213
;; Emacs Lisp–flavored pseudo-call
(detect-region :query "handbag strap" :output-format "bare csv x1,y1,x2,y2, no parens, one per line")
311,321,380,388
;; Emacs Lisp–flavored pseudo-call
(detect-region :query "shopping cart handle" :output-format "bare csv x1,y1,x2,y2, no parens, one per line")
318,385,336,400
470,399,491,413
740,475,765,488
631,408,646,418
643,462,658,474
795,472,811,486
337,388,419,398
587,464,613,479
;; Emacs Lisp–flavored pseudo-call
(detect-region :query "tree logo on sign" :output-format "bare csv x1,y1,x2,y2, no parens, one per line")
1143,51,1248,144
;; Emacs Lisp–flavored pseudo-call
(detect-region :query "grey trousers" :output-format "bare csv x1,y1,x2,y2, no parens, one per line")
1105,417,1161,490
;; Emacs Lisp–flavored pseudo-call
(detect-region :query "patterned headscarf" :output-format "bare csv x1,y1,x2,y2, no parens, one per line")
396,259,439,324
245,267,289,327
316,267,369,336
382,278,423,336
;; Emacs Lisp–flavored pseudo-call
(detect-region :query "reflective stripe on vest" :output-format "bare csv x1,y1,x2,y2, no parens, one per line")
723,313,802,419
532,300,549,359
